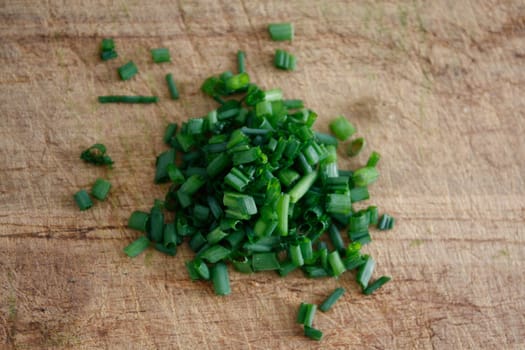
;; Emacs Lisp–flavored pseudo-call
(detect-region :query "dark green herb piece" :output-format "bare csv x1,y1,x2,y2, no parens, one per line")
151,48,171,63
319,287,345,312
73,189,93,211
212,262,231,296
237,50,246,73
304,326,323,341
98,96,158,104
100,38,115,52
128,211,149,232
347,137,366,157
367,151,381,167
378,213,395,230
101,50,118,61
91,178,111,201
274,49,297,71
352,166,379,187
252,252,280,271
117,61,138,80
363,276,391,295
268,22,294,41
166,74,180,100
80,143,114,166
123,236,150,257
357,255,375,289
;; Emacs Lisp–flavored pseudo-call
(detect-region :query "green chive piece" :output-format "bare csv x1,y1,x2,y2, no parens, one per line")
319,287,345,312
363,276,391,295
278,260,297,277
73,189,93,211
237,50,246,73
166,74,180,100
274,49,297,71
98,96,158,104
212,262,231,296
378,213,395,230
328,224,345,253
154,149,176,184
288,171,318,203
163,223,178,249
268,22,294,41
347,137,366,157
367,206,379,225
80,143,114,166
283,99,304,109
329,116,355,141
367,151,381,167
357,255,375,289
101,50,118,61
350,186,370,202
91,178,111,201
232,256,253,273
303,303,317,327
296,303,308,324
128,211,149,232
117,61,138,80
123,236,150,258
151,48,171,63
315,132,338,146
352,166,379,187
276,193,290,236
148,205,164,242
164,123,178,144
199,245,231,263
225,72,250,91
304,326,323,341
252,252,280,271
289,244,304,267
328,251,346,277
101,38,115,51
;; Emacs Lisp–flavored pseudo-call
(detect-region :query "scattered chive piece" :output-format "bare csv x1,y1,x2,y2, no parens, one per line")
302,304,317,327
117,61,138,80
211,262,231,296
252,252,280,271
328,251,346,277
329,116,355,141
98,96,158,104
237,50,246,73
101,38,115,51
319,287,345,312
165,74,180,100
363,276,391,295
367,206,379,225
378,213,395,230
347,137,366,157
128,211,149,232
151,48,171,63
350,186,370,202
352,166,379,187
366,151,381,167
91,178,111,201
101,50,118,61
296,303,308,324
80,143,114,166
357,255,375,289
123,236,150,257
304,326,323,341
73,190,93,211
268,22,294,41
274,49,297,71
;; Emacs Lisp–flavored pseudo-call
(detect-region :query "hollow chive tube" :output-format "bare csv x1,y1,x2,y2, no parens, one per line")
319,287,345,312
367,151,381,167
367,206,379,225
98,96,158,104
347,137,366,157
304,326,323,341
328,224,345,253
303,304,317,327
357,255,375,289
352,166,379,187
278,260,297,277
328,251,346,277
73,189,93,211
289,244,304,267
165,73,180,100
147,206,164,242
363,276,391,295
252,252,280,271
91,178,111,201
151,48,171,63
212,262,231,296
268,22,294,41
128,210,149,232
329,116,355,141
117,61,138,80
123,236,150,258
237,50,246,73
296,303,308,324
163,223,177,248
232,256,252,274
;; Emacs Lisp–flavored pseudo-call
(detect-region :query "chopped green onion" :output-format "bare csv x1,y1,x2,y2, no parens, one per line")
164,123,178,144
101,50,117,61
151,48,171,63
154,149,176,183
353,166,379,187
154,242,176,256
378,213,395,230
367,206,379,225
283,99,304,109
128,211,149,232
289,244,304,267
98,95,158,104
302,303,317,327
347,137,366,157
297,303,308,324
148,205,164,242
276,193,290,235
211,262,231,296
288,171,318,203
367,151,381,167
199,245,231,263
252,252,280,271
163,223,178,249
315,132,338,146
274,49,297,71
363,276,391,295
278,168,300,187
319,287,345,312
80,143,113,166
101,38,115,51
328,224,345,253
73,190,93,211
328,251,346,277
329,116,355,141
357,255,375,289
326,193,352,215
123,236,150,257
237,50,246,73
117,61,138,80
278,260,297,276
268,22,294,41
225,73,250,91
165,74,180,100
304,326,323,341
350,186,370,202
91,178,111,201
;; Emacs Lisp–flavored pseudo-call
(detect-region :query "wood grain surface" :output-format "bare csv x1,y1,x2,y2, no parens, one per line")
1,0,525,349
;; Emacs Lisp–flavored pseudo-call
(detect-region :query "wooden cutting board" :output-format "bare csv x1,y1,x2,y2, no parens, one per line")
1,1,524,349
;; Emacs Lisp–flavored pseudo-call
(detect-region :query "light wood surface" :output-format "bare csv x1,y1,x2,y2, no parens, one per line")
1,1,524,349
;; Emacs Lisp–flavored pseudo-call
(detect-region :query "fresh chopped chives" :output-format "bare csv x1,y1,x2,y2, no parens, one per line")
315,132,338,146
283,99,304,109
363,276,391,295
98,95,158,104
278,260,297,276
288,171,318,203
357,255,375,289
278,168,300,187
73,189,93,211
151,48,171,63
329,116,355,141
252,252,280,271
101,38,115,52
101,50,118,61
347,137,366,157
302,303,317,327
164,123,178,144
237,50,246,73
165,73,180,100
212,262,231,296
154,242,177,256
154,149,176,183
367,151,381,167
378,213,395,230
304,326,323,341
367,206,379,225
123,236,150,257
353,166,379,187
328,251,346,277
199,245,231,263
276,193,290,236
328,224,345,253
268,22,294,41
117,61,138,80
128,211,149,232
148,205,164,242
296,303,308,324
80,143,114,166
163,223,177,249
225,73,250,91
91,178,111,201
350,186,370,202
289,244,304,267
232,256,253,273
319,287,345,312
274,49,297,71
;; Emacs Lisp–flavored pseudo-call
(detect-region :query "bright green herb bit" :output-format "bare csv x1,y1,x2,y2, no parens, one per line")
363,276,391,295
117,61,138,80
268,22,294,41
274,49,297,71
212,262,231,296
91,178,111,201
304,326,323,341
123,236,150,258
319,287,345,312
151,48,171,63
80,143,113,166
329,116,355,141
73,189,93,211
165,74,180,100
347,137,366,157
352,166,379,187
